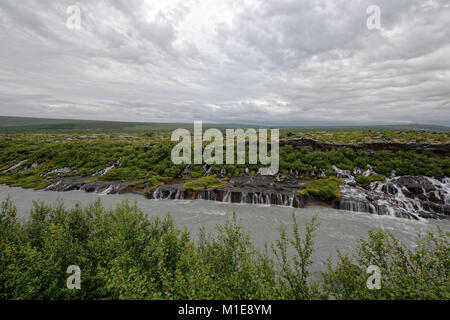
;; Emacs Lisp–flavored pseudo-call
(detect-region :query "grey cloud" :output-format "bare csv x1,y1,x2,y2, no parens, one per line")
0,0,449,126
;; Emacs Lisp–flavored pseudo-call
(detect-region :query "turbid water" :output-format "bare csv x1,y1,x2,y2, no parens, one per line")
1,185,448,277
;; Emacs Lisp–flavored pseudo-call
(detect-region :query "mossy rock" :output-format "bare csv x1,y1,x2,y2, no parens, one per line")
297,177,344,200
355,175,385,188
183,175,227,191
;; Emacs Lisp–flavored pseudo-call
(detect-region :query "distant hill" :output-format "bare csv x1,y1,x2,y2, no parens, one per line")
0,116,184,132
276,124,450,132
0,116,448,132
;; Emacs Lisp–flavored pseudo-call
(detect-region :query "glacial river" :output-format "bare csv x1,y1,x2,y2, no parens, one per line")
1,184,448,277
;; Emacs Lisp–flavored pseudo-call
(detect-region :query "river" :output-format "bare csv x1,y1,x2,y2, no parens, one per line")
1,184,448,277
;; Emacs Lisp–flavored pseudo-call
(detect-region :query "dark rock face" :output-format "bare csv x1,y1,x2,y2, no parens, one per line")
280,137,450,156
396,176,436,196
143,171,450,220
44,176,128,194
147,176,315,208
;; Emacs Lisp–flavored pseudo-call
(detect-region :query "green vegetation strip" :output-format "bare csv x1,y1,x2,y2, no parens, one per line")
297,177,344,200
355,175,386,187
0,198,448,300
0,132,448,191
183,175,227,190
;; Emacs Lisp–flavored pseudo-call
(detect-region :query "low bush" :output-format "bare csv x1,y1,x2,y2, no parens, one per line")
183,175,227,191
355,175,385,187
0,198,448,300
297,177,344,200
101,167,146,181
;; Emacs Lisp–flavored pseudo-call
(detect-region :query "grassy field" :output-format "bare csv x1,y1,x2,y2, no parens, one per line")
0,131,448,193
1,116,449,133
0,116,448,197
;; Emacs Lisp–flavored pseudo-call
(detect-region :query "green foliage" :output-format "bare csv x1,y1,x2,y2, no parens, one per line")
129,175,164,190
0,198,448,300
1,116,449,135
355,175,385,187
279,146,449,178
0,199,319,299
0,171,51,190
321,228,450,300
297,177,344,200
0,132,448,191
101,167,145,181
183,175,227,191
289,129,450,144
272,215,320,299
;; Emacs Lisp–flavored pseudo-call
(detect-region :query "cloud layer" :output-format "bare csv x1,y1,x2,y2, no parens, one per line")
0,0,449,125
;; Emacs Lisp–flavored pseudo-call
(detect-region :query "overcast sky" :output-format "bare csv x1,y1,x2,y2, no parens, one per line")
0,0,449,126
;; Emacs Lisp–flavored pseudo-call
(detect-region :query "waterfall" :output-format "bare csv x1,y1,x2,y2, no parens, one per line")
3,160,27,173
203,165,212,176
252,193,258,204
333,165,449,220
153,187,162,200
289,194,295,207
424,176,450,205
332,165,355,183
99,185,113,195
265,194,271,205
44,180,62,191
223,191,231,203
283,195,288,206
241,192,248,204
93,164,115,177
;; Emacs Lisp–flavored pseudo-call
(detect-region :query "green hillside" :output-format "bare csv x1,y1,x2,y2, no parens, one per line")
0,116,448,132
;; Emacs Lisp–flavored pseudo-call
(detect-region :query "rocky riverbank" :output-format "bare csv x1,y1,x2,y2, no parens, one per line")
2,134,449,221
37,164,449,221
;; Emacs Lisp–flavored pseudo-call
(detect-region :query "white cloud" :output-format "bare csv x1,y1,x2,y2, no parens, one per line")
0,0,448,125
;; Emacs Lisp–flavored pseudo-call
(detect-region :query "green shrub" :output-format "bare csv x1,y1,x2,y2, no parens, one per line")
0,198,448,300
321,228,450,300
355,175,385,187
297,177,344,200
130,176,165,191
183,175,227,191
101,167,145,181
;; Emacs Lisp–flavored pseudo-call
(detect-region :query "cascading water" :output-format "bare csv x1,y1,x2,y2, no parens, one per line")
223,191,231,203
334,166,449,220
241,192,248,204
153,187,162,200
3,160,27,173
99,185,113,195
35,161,448,220
332,165,355,183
